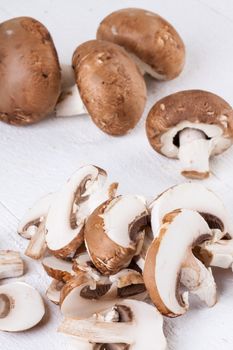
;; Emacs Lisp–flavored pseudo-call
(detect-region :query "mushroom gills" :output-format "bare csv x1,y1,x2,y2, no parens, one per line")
56,84,87,117
178,128,212,178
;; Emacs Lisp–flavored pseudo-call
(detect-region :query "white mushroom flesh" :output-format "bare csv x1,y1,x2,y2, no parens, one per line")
46,279,65,305
102,195,147,248
56,84,87,117
73,252,101,281
42,256,74,278
25,221,47,260
0,250,24,279
200,239,233,269
0,282,45,332
128,52,167,80
59,299,167,350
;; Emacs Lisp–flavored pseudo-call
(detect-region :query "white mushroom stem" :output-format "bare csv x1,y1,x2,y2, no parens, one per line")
200,239,233,269
0,251,24,279
25,222,47,260
178,128,212,176
56,85,87,117
181,253,217,307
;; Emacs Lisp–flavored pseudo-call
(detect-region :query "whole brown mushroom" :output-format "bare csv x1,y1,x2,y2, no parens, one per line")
0,16,61,125
97,8,185,80
56,40,147,136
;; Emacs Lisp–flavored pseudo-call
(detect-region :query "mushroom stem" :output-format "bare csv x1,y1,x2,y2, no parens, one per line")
56,85,87,117
178,128,212,179
0,294,10,318
58,317,133,343
0,251,24,279
198,239,233,269
25,222,47,260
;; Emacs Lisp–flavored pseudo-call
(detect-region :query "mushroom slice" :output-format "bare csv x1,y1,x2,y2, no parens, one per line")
143,209,216,317
46,279,65,305
60,273,115,318
85,195,149,275
195,239,233,269
59,299,167,350
150,183,230,239
24,221,47,260
146,90,233,179
69,40,147,136
42,256,74,282
0,282,45,331
18,193,53,239
97,8,185,80
0,251,24,279
72,252,101,281
45,165,111,259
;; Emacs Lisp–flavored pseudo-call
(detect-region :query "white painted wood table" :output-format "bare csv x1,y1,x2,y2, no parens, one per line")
1,0,233,349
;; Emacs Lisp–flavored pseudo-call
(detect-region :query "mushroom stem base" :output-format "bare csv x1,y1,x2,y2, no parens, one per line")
56,85,87,117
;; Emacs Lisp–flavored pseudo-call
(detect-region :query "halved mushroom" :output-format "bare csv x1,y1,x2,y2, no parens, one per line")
45,165,113,259
0,282,45,331
146,90,233,178
59,299,167,350
46,279,65,305
143,209,217,317
18,193,53,239
85,195,149,275
150,183,230,239
42,256,74,282
0,250,24,279
97,8,185,80
56,40,147,136
0,17,61,125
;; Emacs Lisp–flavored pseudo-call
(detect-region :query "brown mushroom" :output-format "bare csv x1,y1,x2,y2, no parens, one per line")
97,8,185,80
0,16,61,125
146,90,233,179
57,40,147,136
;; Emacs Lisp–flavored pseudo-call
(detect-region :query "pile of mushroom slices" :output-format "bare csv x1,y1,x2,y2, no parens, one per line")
0,250,45,332
18,164,167,349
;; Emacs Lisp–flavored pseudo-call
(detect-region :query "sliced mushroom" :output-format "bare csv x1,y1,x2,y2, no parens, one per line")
150,183,230,239
46,279,65,305
0,250,24,279
0,17,61,125
45,165,111,259
18,193,53,240
97,8,185,80
57,40,147,136
146,90,233,178
0,282,45,331
42,256,74,282
59,299,167,350
143,209,216,317
85,195,148,275
72,252,101,281
24,221,47,260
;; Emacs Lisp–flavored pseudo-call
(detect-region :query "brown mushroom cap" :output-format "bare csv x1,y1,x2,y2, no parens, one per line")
0,16,61,125
97,8,185,80
72,40,147,136
146,90,233,157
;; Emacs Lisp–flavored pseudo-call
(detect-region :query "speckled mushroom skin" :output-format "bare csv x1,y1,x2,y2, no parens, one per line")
97,8,185,80
0,17,61,125
146,90,233,157
72,40,147,136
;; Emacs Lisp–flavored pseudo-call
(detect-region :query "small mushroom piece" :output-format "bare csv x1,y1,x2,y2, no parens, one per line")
0,282,45,331
196,239,233,269
0,250,24,279
24,221,47,260
146,90,233,179
42,256,74,282
150,183,230,239
46,279,65,305
85,195,149,275
97,8,185,80
57,40,147,136
59,299,167,350
144,209,216,317
45,165,111,259
0,17,61,125
72,252,101,281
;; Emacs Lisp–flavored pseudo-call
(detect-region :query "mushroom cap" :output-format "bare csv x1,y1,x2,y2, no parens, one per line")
97,8,185,80
150,183,230,238
146,90,233,158
0,282,45,331
143,209,213,317
84,195,148,275
72,40,147,135
0,17,61,125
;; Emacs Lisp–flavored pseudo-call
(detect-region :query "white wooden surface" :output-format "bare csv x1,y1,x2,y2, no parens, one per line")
0,0,233,349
